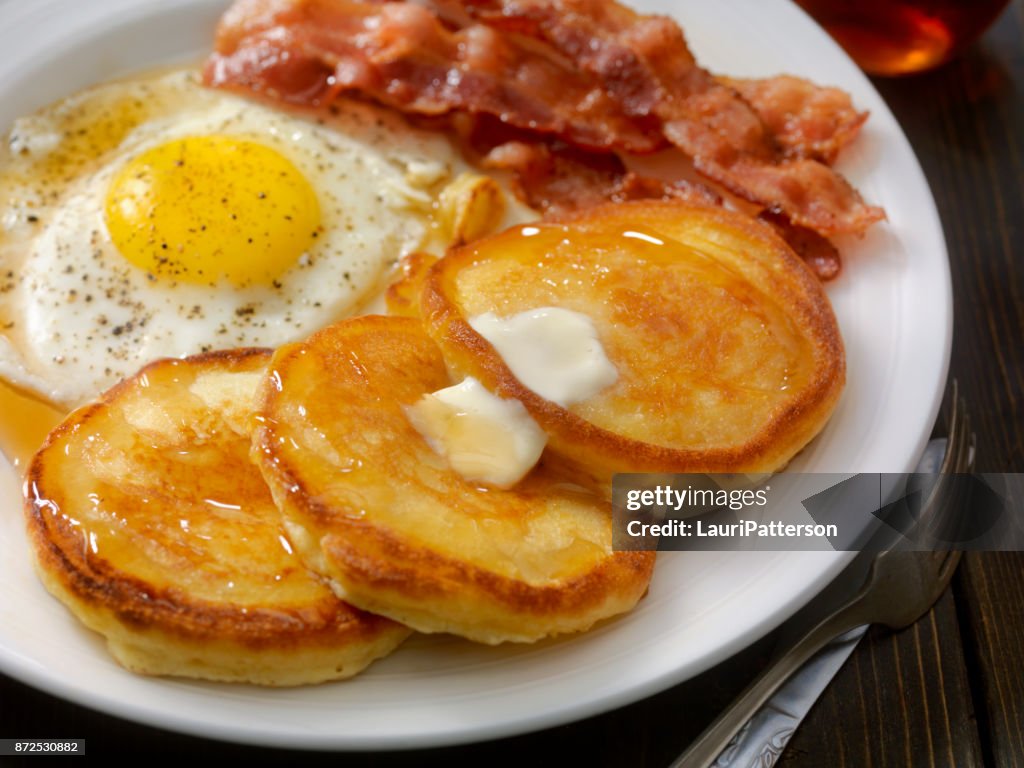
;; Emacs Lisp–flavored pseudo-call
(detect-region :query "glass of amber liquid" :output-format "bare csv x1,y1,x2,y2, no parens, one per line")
795,0,1011,75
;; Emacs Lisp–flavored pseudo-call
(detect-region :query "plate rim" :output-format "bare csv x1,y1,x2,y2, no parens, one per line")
0,0,952,749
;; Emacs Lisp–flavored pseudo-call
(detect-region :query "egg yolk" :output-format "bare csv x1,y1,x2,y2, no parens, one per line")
104,135,320,286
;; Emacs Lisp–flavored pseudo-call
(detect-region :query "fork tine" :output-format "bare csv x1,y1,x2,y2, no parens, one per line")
939,420,957,476
932,389,965,503
940,549,962,579
921,384,974,549
948,400,969,475
932,547,959,575
946,378,960,429
940,387,964,476
955,407,972,472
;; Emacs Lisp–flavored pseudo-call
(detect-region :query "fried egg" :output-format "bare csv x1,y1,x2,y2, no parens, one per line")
0,68,464,406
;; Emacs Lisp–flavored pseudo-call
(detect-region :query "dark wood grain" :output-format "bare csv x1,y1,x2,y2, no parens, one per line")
781,3,1024,765
782,591,983,768
869,4,1024,767
958,553,1024,768
2,1,1022,765
872,4,1024,478
779,4,1024,765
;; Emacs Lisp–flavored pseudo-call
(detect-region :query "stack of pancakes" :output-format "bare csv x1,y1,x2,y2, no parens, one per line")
24,201,844,685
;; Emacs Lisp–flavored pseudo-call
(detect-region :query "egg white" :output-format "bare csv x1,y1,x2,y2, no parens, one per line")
0,69,464,405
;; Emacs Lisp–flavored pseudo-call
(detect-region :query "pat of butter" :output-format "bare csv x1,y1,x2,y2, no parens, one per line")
405,376,547,488
469,307,618,406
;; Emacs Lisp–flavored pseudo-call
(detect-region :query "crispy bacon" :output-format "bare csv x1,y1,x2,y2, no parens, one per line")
483,140,842,280
721,76,868,164
459,115,840,280
450,0,882,235
205,0,662,153
484,141,841,280
206,0,884,237
448,113,716,213
757,210,842,281
481,139,720,216
437,0,868,166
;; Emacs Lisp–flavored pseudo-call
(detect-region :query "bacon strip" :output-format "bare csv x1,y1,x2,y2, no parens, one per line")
447,112,713,210
721,76,868,164
481,139,720,216
205,0,662,153
435,0,868,165
457,116,839,280
484,141,842,280
206,0,884,236
757,210,842,281
482,141,841,280
451,0,882,235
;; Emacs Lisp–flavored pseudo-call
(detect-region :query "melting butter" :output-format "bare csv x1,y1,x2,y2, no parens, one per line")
405,376,546,488
468,307,618,406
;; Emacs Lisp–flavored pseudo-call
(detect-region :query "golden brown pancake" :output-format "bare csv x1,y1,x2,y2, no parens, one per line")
24,349,410,686
421,200,845,492
385,251,438,318
251,316,655,644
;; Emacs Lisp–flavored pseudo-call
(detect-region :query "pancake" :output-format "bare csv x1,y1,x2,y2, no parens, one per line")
251,316,655,644
24,349,410,686
420,199,845,492
385,251,438,318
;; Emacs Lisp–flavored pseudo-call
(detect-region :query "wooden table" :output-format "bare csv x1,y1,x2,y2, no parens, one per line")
3,3,1022,765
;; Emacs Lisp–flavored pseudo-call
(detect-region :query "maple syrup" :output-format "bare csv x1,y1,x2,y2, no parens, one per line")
796,0,1010,75
0,378,65,473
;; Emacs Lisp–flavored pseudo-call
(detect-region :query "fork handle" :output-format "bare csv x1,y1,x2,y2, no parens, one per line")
670,608,867,768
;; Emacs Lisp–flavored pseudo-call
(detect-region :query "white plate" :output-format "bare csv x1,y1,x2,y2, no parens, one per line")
0,0,951,750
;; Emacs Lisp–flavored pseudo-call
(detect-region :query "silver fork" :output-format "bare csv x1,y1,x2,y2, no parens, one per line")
672,388,974,768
